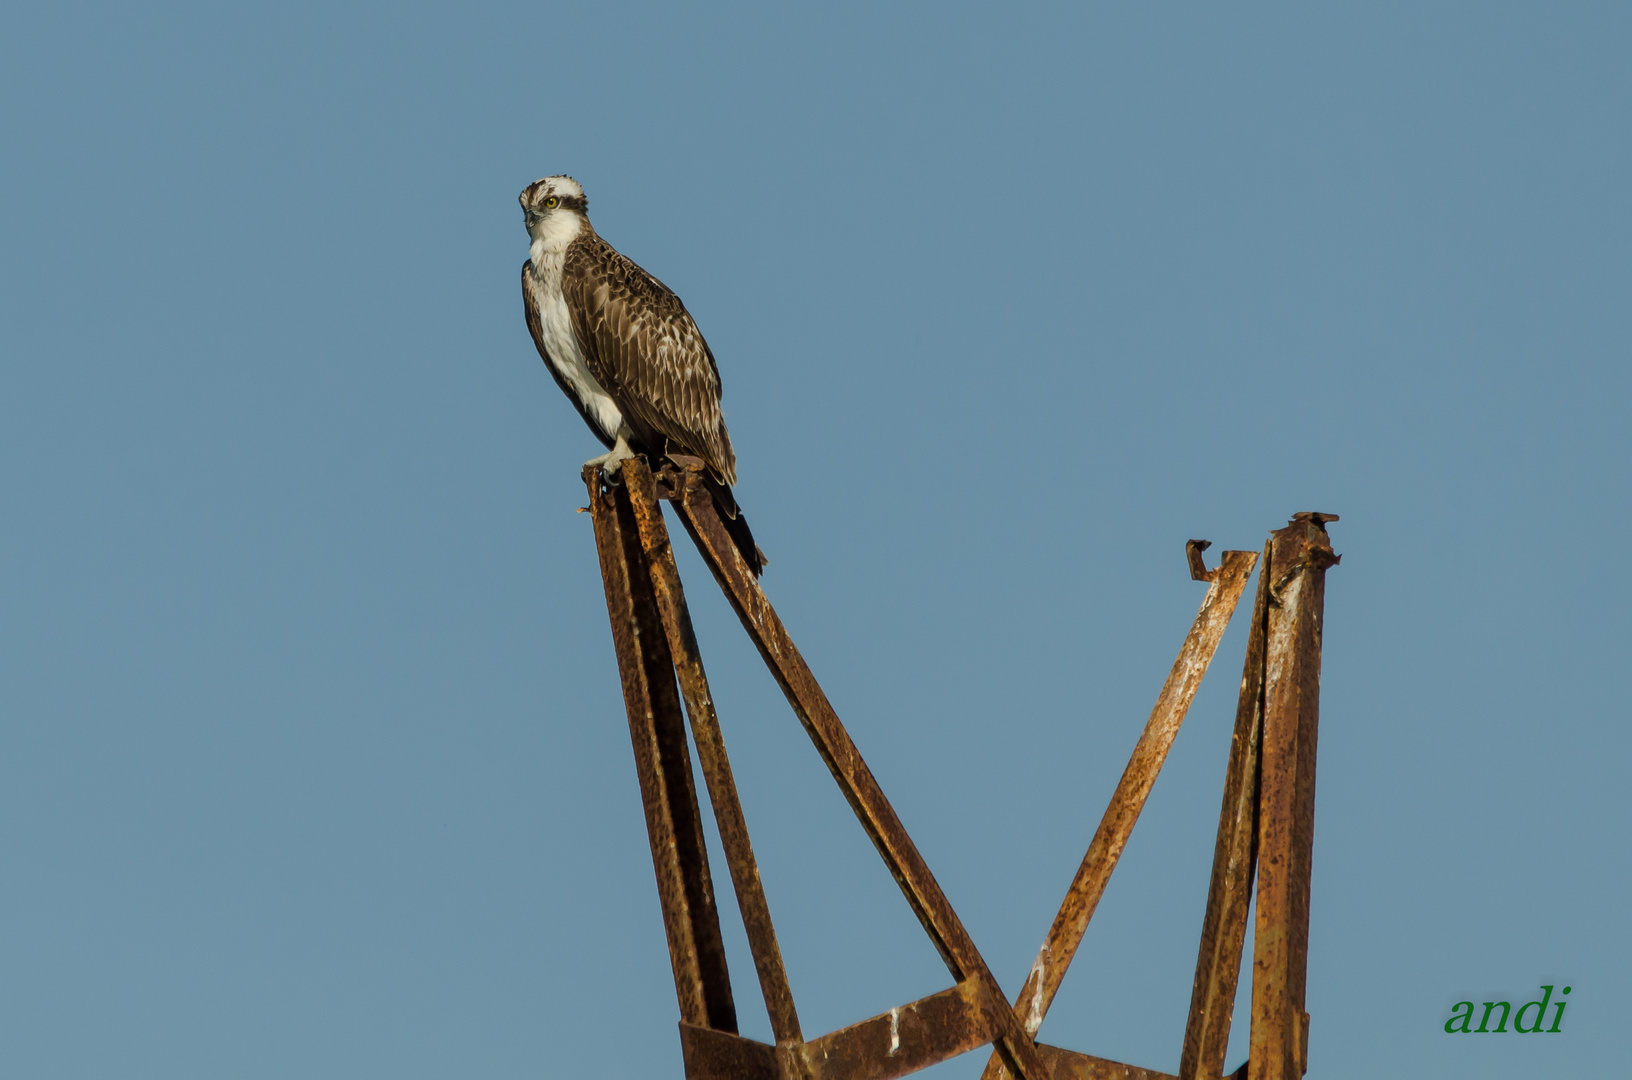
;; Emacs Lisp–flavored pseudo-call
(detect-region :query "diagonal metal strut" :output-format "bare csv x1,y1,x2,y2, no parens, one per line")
979,546,1259,1080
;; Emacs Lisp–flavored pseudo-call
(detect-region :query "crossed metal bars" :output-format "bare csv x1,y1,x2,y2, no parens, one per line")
582,455,1337,1080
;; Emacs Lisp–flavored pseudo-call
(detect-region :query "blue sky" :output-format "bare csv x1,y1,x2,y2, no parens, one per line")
2,3,1628,1077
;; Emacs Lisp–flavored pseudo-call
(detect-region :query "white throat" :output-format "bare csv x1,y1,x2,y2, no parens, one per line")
528,210,586,287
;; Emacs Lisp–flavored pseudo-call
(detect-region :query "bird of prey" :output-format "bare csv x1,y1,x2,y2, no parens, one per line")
520,175,765,575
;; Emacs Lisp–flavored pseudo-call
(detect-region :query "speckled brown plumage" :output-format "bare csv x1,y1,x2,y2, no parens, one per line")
560,232,739,488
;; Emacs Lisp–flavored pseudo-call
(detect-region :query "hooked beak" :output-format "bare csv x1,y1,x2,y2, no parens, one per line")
520,189,542,230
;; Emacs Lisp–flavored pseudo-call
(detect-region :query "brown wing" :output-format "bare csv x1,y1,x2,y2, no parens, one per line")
561,233,738,485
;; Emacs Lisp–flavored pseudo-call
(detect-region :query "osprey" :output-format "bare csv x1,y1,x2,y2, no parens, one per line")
520,175,765,575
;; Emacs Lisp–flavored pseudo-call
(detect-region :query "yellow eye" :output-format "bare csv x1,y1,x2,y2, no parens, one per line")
544,196,559,209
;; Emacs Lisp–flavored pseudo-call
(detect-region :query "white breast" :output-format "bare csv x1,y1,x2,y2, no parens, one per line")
528,247,626,444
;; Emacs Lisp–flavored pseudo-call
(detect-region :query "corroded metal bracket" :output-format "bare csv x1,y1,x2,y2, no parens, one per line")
582,455,1337,1080
1186,539,1219,582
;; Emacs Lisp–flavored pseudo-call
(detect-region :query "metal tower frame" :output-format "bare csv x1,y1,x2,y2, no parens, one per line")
582,455,1338,1080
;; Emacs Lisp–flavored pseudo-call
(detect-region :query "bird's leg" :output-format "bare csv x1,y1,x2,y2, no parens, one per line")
585,432,636,481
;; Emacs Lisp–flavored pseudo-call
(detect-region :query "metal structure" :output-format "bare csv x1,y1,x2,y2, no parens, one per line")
583,455,1338,1080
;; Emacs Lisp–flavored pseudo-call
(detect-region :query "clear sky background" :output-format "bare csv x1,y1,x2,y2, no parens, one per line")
2,3,1628,1078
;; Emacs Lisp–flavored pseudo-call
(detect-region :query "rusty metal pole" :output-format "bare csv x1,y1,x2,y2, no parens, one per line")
1179,542,1272,1080
583,467,738,1035
620,460,808,1067
1248,513,1339,1080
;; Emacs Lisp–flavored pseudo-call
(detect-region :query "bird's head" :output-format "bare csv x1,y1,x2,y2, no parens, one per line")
520,175,589,246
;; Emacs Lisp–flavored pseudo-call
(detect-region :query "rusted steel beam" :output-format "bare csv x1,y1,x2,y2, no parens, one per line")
680,1023,779,1080
683,980,1002,1080
680,979,1002,1080
622,460,806,1054
1249,513,1339,1080
1037,1043,1182,1080
1178,543,1272,1080
659,462,1047,1080
583,467,738,1034
978,545,1258,1080
799,978,1003,1080
678,978,998,1080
